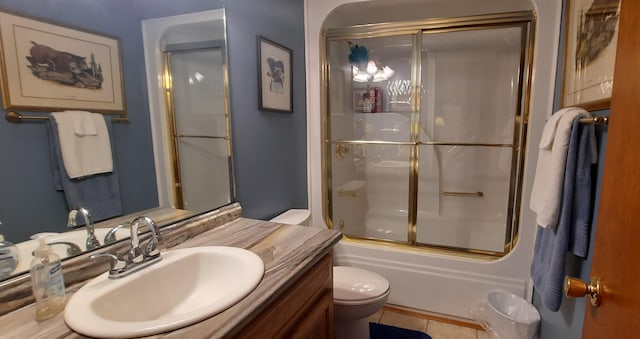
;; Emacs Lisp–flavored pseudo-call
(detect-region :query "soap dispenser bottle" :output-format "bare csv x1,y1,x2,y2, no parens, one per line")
30,238,66,321
0,233,20,279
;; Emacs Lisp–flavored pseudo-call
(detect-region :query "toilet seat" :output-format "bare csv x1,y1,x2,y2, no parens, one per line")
333,266,390,304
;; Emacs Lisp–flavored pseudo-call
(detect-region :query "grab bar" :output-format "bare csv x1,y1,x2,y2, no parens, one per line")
440,191,484,197
338,190,359,198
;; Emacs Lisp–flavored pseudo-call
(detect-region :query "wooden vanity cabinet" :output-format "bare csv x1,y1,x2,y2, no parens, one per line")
237,253,334,339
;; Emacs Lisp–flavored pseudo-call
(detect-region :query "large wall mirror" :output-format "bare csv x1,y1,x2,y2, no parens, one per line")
0,1,234,281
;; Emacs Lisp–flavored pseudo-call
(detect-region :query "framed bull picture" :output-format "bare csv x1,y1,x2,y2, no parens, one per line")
258,36,292,113
0,11,126,113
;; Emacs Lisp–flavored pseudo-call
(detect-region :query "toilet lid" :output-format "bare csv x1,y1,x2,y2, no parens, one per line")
333,266,390,302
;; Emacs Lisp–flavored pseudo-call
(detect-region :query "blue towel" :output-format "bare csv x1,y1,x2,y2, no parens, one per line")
568,123,594,258
531,118,594,311
48,115,123,222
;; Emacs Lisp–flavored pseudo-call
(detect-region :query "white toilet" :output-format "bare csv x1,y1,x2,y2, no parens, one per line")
270,209,391,339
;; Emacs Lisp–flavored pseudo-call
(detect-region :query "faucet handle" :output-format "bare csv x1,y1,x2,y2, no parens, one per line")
128,246,144,264
104,223,129,245
90,253,126,271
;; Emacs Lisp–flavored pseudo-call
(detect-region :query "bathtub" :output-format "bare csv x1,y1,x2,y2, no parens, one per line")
331,231,534,319
306,0,561,322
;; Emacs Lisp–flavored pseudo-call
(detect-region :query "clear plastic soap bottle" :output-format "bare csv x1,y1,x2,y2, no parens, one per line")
0,233,20,279
30,238,66,321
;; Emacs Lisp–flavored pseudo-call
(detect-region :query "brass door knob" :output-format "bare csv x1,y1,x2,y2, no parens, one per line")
564,275,601,307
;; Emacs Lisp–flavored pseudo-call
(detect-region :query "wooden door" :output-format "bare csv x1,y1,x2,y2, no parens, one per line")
582,0,640,337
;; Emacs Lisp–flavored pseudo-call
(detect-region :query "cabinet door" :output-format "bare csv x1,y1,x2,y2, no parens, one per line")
287,290,334,339
236,254,333,338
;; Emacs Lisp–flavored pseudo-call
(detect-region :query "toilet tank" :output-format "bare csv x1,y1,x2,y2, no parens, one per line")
269,209,311,226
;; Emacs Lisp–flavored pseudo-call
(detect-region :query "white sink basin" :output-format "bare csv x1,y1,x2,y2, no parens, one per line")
64,246,264,338
12,228,129,274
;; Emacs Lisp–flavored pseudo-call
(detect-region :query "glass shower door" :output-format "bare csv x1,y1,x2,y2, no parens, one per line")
327,34,416,243
324,17,532,256
167,48,233,213
416,26,525,252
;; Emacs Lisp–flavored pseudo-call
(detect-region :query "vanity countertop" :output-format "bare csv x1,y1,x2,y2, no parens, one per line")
0,217,342,338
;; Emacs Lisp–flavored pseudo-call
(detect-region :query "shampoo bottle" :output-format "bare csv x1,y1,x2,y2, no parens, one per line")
0,233,20,279
30,238,66,321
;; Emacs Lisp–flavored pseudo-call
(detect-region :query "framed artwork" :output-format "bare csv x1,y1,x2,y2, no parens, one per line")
561,0,621,111
0,11,126,113
353,88,372,113
258,36,292,112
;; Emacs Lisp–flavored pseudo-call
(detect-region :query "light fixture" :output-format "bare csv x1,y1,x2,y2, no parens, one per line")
353,72,371,83
366,60,378,75
352,60,395,82
382,66,395,79
194,72,205,82
372,71,387,82
372,65,395,82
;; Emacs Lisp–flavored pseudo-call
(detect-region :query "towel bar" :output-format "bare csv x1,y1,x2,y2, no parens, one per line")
5,111,128,123
578,116,608,125
440,191,484,197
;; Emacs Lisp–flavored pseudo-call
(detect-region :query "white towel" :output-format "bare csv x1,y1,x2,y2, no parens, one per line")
530,107,590,228
67,110,98,136
51,111,113,179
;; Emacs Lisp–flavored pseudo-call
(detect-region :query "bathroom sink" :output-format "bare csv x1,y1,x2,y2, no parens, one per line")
64,246,264,338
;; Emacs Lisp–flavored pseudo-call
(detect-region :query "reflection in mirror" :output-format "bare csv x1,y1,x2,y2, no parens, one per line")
0,2,233,281
142,9,234,214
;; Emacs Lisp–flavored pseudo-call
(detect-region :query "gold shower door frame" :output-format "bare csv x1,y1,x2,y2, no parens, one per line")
322,12,535,258
162,48,235,210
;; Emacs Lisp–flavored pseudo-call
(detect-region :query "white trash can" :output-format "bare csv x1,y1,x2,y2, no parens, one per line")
470,290,541,339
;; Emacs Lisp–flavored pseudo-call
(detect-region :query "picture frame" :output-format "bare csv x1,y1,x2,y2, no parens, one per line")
258,36,292,113
353,88,372,113
561,0,621,111
0,11,126,113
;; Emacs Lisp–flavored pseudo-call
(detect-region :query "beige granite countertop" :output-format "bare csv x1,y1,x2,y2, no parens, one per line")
0,213,341,338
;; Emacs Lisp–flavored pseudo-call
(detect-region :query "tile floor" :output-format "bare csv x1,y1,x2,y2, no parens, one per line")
368,306,491,339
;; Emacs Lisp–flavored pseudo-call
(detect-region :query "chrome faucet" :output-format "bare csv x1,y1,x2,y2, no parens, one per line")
91,216,162,279
67,207,100,250
104,223,129,245
128,216,161,264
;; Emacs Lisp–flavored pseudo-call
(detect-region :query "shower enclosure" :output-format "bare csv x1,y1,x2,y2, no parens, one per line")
324,13,533,256
142,9,234,216
163,46,234,214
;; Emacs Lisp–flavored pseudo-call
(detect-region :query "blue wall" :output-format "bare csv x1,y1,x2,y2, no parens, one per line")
532,1,609,337
0,1,157,242
224,0,308,220
136,0,310,220
0,0,308,242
